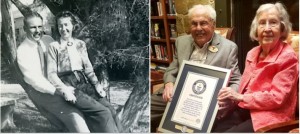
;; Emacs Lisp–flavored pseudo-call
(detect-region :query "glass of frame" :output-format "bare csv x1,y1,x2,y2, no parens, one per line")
158,60,232,133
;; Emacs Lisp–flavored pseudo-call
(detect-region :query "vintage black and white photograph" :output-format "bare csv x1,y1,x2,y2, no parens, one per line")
1,0,149,133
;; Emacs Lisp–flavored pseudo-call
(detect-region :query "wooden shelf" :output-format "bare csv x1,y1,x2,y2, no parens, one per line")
167,15,176,19
151,70,164,94
151,59,170,64
150,0,176,66
170,38,176,42
151,16,164,19
151,38,167,42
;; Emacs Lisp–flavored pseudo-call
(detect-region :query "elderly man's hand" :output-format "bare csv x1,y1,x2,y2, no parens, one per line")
163,82,174,102
216,99,234,120
218,98,234,110
216,87,241,120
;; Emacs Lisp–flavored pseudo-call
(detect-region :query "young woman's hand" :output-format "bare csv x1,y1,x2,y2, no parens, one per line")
95,82,107,97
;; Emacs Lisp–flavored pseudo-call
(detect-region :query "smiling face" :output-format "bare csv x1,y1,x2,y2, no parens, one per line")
190,9,215,47
24,17,43,41
57,17,74,40
257,7,282,47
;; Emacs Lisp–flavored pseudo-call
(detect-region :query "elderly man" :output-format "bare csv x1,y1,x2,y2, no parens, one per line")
151,4,241,132
17,12,90,132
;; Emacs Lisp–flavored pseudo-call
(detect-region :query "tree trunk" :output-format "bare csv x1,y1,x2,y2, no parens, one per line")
119,84,149,132
118,60,149,132
1,0,19,80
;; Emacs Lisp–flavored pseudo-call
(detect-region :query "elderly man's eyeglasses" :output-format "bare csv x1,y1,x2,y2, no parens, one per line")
258,20,280,28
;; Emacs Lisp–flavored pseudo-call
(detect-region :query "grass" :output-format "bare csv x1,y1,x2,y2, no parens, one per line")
1,81,149,133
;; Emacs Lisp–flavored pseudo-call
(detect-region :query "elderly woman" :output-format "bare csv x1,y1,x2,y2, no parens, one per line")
217,2,298,132
47,11,121,132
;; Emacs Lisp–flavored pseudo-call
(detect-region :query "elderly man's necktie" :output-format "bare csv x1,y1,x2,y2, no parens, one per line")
37,41,47,77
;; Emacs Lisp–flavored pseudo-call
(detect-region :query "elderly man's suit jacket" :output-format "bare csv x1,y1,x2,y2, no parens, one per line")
161,33,241,93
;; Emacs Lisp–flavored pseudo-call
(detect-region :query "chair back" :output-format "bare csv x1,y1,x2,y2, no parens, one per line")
285,31,299,59
214,27,235,42
285,31,299,119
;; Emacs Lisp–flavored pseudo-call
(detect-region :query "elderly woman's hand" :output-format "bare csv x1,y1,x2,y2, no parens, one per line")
218,87,243,102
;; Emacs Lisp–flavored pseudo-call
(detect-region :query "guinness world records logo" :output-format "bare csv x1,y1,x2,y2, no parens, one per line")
192,80,206,94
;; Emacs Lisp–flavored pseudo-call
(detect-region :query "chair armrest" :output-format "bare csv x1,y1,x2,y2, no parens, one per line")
151,71,164,94
255,120,299,133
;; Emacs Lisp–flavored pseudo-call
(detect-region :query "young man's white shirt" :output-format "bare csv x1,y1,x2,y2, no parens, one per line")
17,35,56,95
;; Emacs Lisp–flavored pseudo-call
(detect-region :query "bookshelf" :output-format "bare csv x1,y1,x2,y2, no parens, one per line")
150,0,176,91
150,0,177,67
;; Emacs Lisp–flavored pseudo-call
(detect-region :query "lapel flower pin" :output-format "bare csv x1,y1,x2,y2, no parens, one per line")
208,45,218,53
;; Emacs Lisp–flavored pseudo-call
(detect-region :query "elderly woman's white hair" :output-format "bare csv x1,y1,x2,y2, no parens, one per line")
249,2,292,41
188,4,216,23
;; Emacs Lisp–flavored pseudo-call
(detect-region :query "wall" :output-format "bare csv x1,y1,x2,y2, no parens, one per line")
175,0,215,36
215,0,231,27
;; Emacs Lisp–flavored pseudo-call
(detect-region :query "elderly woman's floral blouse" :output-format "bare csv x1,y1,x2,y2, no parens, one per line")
47,39,99,89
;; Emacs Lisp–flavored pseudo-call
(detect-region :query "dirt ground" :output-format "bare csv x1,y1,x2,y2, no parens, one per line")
0,81,149,133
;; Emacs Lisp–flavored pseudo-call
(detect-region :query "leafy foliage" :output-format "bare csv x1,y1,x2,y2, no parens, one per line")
77,0,149,82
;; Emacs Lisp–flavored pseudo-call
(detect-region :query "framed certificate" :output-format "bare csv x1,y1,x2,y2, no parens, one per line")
158,60,232,133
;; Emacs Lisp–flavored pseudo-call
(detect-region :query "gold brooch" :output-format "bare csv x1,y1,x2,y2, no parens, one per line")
67,42,73,46
208,45,218,53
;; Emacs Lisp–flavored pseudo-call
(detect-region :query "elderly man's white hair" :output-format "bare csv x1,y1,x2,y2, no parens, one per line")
188,4,216,23
249,2,292,41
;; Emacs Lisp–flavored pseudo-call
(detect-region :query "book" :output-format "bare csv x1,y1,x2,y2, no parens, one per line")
167,0,176,15
151,22,155,37
156,65,168,71
153,23,161,38
169,23,177,39
163,46,168,60
154,44,161,60
157,2,163,16
150,45,155,58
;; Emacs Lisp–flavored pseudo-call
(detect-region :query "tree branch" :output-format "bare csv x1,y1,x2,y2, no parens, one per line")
10,0,33,15
40,0,64,15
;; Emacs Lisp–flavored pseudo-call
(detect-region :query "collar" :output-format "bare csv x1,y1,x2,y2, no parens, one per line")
24,37,41,48
211,32,221,46
247,41,284,63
